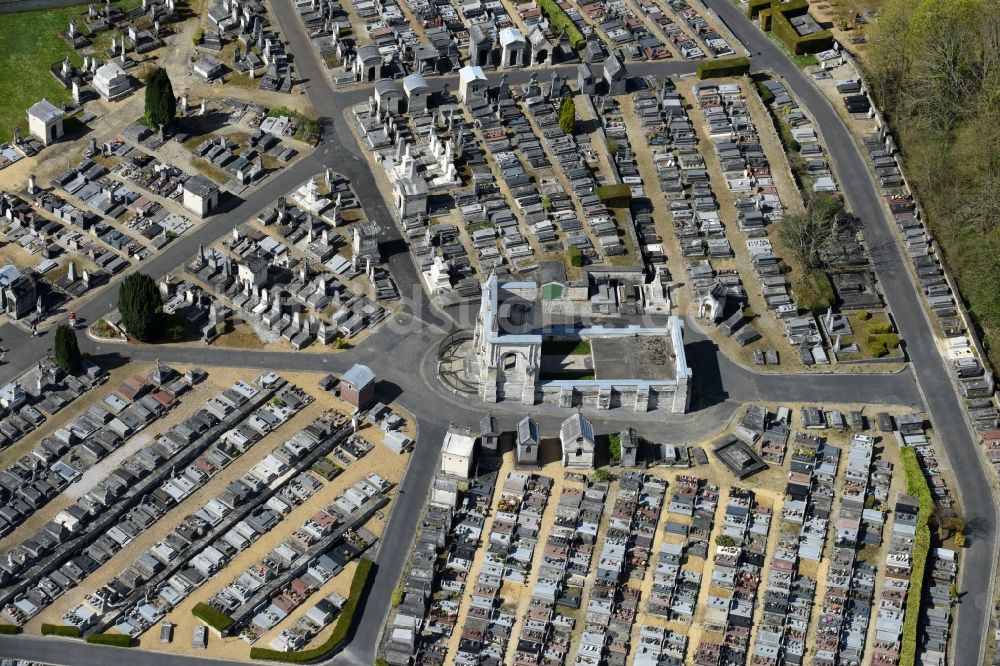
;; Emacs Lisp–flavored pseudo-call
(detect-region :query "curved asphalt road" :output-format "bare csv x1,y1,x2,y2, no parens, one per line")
700,0,997,661
0,0,993,663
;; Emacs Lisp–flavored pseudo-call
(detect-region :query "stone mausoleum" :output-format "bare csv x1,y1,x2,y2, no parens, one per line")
465,274,692,413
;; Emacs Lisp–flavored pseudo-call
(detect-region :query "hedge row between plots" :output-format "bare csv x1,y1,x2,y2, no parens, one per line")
249,558,374,663
86,633,134,647
40,624,81,638
538,0,586,50
899,447,933,666
770,9,833,54
696,56,751,79
192,603,235,634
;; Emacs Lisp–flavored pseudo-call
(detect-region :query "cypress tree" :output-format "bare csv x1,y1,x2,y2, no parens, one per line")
558,96,576,134
118,273,163,341
53,324,82,374
145,68,177,129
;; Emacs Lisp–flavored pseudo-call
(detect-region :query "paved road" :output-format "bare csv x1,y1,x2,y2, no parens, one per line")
701,0,998,661
0,0,991,664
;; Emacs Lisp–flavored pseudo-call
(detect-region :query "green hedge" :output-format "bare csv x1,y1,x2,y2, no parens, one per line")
595,183,632,206
793,29,834,54
759,8,772,30
771,8,833,54
0,623,19,635
86,633,134,647
777,0,811,16
696,56,751,79
192,603,234,634
250,558,374,663
40,624,81,638
747,0,772,19
538,0,585,50
900,447,933,666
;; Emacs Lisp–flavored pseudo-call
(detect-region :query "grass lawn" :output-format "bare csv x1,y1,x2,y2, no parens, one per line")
541,340,591,356
0,6,82,142
842,311,902,358
0,1,142,143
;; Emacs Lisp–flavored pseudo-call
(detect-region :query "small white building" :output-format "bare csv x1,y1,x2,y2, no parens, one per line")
458,65,488,102
403,73,429,113
499,27,525,68
193,55,224,82
374,79,403,115
27,100,64,146
560,413,596,469
182,175,220,217
440,426,476,479
516,416,540,468
93,62,133,101
237,253,269,289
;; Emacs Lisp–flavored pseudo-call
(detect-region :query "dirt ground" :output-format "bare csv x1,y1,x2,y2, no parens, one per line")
0,0,315,193
440,400,915,664
11,364,413,663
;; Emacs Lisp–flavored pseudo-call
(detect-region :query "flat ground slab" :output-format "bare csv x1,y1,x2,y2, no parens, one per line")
591,335,676,380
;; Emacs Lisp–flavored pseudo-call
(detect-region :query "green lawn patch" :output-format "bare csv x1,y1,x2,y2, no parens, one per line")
841,312,902,359
192,603,234,634
250,558,374,662
267,106,320,144
542,340,591,356
311,457,343,481
0,1,141,142
40,624,81,638
796,270,834,315
466,221,492,233
899,447,933,666
86,633,134,647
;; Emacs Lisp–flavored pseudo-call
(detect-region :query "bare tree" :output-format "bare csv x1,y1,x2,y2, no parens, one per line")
779,193,842,269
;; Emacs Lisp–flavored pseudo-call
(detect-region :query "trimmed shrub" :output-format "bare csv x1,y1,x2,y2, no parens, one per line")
558,96,576,134
759,8,772,30
566,245,583,268
696,56,751,79
86,633,133,647
192,603,234,634
771,9,833,54
0,623,19,635
595,183,632,206
775,0,811,16
868,322,892,335
538,0,585,49
899,447,932,666
41,624,81,638
755,81,775,105
250,558,374,662
747,0,772,19
607,433,621,463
